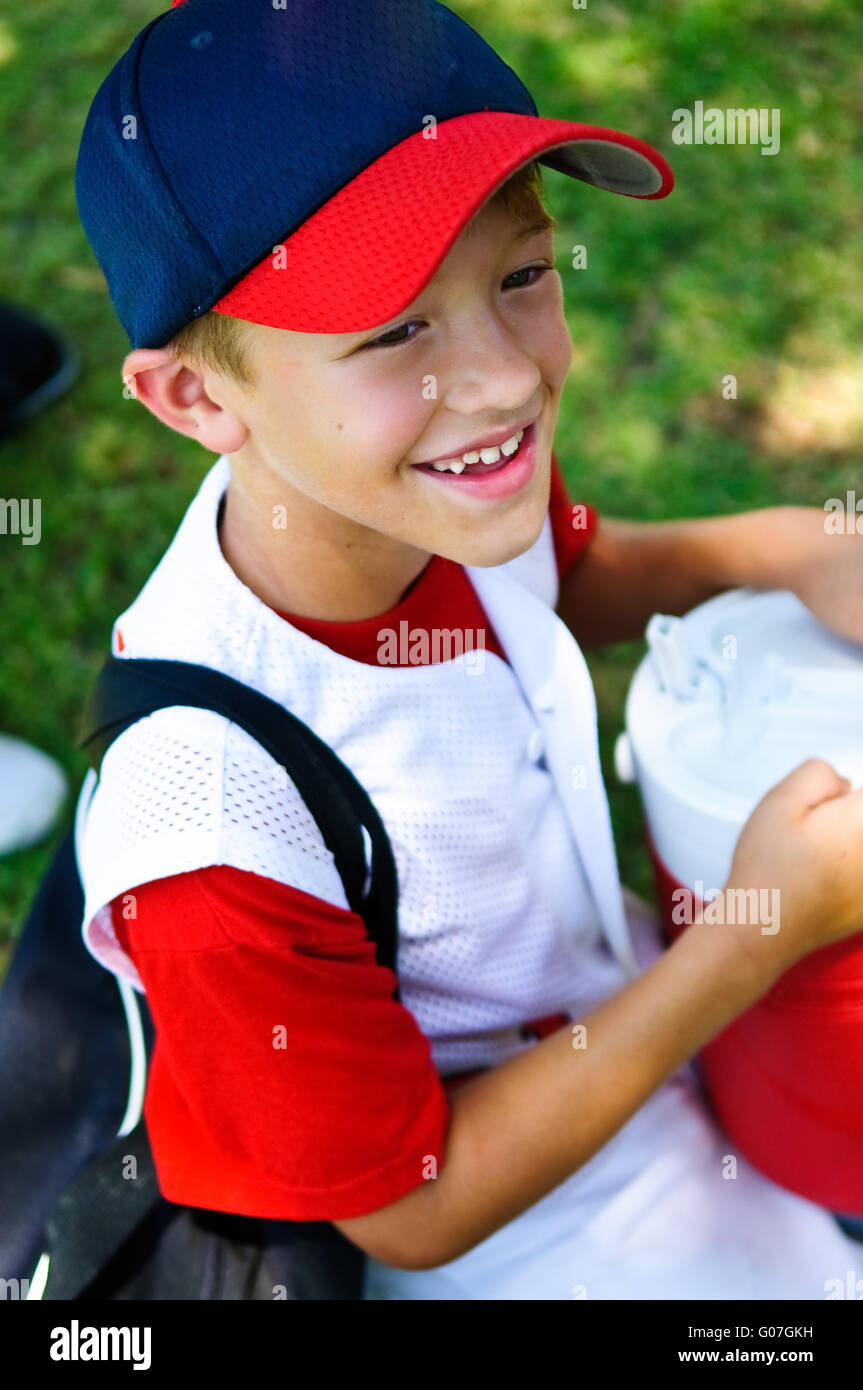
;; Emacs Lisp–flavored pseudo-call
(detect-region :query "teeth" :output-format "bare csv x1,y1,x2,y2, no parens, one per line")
428,428,526,473
481,428,525,464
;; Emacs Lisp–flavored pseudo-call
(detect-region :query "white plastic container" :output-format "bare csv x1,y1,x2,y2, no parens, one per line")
617,587,863,1213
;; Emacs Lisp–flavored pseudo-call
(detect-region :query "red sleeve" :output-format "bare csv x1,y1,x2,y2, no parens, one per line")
112,865,450,1222
548,451,599,582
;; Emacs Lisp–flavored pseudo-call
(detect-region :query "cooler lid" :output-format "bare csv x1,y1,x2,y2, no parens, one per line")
626,587,863,813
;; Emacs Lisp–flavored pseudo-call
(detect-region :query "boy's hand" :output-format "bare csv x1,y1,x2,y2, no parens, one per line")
720,757,863,985
778,509,863,647
720,503,863,648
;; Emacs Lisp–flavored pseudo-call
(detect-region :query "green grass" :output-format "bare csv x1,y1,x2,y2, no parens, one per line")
1,0,861,965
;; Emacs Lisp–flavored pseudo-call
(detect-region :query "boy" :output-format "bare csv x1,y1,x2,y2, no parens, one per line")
74,0,863,1299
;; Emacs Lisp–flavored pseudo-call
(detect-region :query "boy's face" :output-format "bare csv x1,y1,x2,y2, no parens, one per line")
218,191,573,572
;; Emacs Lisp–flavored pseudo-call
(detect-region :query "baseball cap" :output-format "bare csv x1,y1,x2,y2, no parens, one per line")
75,0,674,349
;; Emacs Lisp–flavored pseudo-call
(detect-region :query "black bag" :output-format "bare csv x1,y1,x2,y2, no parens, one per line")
0,656,399,1300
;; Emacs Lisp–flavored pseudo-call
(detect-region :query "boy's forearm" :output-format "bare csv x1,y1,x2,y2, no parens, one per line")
336,907,774,1270
557,506,814,647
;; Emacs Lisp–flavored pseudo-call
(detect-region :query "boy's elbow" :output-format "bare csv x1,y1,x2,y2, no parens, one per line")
359,1239,449,1273
390,1228,467,1271
336,1222,458,1273
333,1188,462,1272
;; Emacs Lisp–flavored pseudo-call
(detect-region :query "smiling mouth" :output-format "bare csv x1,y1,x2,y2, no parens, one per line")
412,427,526,477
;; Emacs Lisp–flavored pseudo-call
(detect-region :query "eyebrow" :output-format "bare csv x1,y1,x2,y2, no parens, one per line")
512,218,555,242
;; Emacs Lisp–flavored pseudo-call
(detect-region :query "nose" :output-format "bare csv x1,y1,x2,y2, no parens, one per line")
440,310,542,420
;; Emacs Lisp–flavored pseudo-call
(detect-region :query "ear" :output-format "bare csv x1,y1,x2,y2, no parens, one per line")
121,347,249,454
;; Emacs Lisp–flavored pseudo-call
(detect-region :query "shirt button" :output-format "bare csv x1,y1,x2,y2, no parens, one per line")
527,728,545,762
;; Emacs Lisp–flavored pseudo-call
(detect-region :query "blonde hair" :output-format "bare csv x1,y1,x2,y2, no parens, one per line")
166,159,553,387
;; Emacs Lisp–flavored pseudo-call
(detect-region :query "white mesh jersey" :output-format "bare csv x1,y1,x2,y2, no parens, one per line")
77,455,861,1296
78,454,639,1075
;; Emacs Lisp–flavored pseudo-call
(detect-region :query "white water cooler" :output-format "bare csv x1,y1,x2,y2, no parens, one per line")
616,587,863,1213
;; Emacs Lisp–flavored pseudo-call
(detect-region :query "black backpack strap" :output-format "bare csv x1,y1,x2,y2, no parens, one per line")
39,654,401,1301
77,655,398,981
41,1118,161,1301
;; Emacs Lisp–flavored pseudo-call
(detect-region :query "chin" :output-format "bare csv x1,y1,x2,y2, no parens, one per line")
449,507,549,569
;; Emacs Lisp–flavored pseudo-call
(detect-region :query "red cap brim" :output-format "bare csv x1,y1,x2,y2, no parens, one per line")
212,110,673,335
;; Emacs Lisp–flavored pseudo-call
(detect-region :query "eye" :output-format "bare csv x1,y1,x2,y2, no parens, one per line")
501,262,553,291
358,263,554,351
360,320,424,351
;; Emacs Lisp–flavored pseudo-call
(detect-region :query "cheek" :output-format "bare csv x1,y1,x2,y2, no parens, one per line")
321,373,431,481
256,365,428,488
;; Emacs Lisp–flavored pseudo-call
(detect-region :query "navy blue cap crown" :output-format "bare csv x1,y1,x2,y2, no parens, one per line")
75,0,540,350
